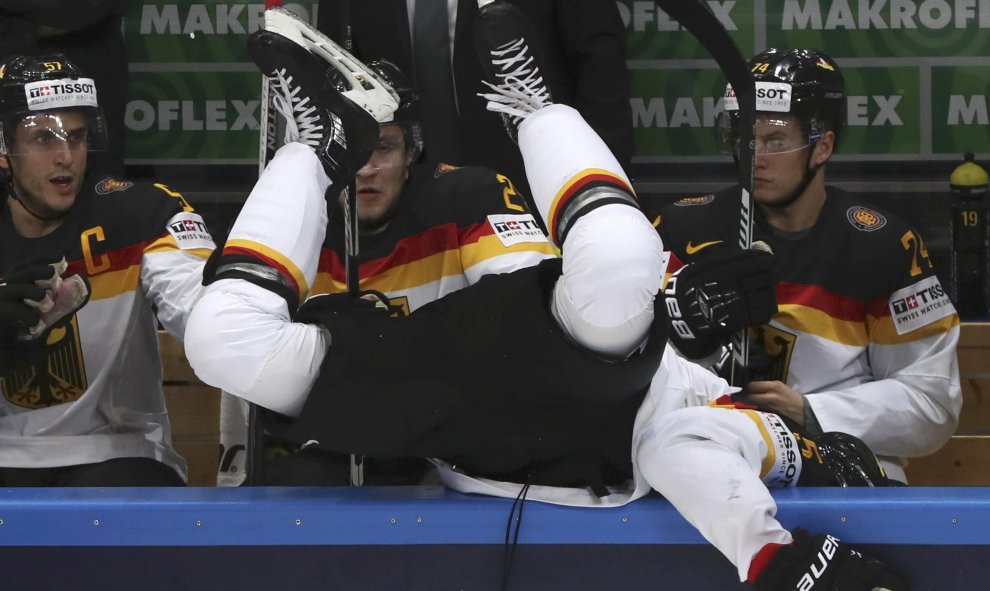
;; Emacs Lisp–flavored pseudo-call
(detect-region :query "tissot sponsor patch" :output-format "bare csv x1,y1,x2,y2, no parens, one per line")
95,177,133,195
488,213,546,246
24,77,98,111
724,81,792,113
889,275,956,335
733,409,801,488
165,212,215,250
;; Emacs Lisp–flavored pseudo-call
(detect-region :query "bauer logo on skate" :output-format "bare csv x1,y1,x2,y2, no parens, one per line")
489,214,546,247
889,275,954,335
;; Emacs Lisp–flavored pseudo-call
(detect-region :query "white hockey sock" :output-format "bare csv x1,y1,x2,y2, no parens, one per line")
518,104,635,246
223,142,331,301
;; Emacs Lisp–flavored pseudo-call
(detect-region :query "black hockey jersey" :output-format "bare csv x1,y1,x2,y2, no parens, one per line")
316,164,555,315
0,174,213,477
657,187,961,482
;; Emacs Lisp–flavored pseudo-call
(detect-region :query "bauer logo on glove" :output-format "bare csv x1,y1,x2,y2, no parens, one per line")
663,246,777,360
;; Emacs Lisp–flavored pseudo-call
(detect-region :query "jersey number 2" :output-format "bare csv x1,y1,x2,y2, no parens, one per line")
900,230,933,277
496,174,526,212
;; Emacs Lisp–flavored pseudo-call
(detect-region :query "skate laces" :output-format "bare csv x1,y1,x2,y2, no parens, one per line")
479,37,551,123
271,67,326,147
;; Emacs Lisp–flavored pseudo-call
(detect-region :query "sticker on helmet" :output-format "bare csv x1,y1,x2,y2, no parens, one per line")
724,81,793,113
24,78,97,111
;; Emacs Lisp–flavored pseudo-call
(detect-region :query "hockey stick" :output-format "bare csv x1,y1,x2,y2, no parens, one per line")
652,0,756,387
239,0,286,487
336,0,366,487
338,0,363,487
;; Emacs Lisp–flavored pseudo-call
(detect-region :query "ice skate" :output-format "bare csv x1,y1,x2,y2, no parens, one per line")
473,0,553,142
247,9,385,184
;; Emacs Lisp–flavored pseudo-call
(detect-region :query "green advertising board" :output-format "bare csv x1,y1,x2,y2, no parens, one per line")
124,1,988,164
124,2,319,163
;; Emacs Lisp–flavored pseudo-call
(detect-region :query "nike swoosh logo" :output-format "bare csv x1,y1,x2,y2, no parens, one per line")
685,240,723,255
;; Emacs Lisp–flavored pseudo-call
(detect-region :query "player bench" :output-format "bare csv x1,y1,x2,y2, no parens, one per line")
160,331,221,486
905,322,990,485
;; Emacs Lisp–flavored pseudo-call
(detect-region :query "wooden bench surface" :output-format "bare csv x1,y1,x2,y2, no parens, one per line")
160,332,220,486
904,322,990,485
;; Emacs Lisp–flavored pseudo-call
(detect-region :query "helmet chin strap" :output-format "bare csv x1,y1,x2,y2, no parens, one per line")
760,145,822,211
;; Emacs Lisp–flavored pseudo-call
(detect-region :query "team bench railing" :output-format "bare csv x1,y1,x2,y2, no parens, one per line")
0,485,987,590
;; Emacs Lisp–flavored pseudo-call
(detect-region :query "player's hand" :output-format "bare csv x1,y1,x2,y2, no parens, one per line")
0,261,56,339
0,257,90,341
663,247,776,359
735,380,805,426
296,290,392,324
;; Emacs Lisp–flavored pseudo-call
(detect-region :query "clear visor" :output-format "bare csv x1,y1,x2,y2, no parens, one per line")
359,127,410,173
716,111,812,157
0,110,108,156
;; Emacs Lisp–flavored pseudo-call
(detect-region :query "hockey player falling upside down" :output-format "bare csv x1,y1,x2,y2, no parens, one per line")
184,3,908,590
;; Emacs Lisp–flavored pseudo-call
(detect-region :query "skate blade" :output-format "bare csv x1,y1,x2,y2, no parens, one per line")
263,7,399,123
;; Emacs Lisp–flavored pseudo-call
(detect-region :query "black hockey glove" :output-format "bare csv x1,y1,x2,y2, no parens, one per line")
1,256,91,343
755,529,909,591
662,247,776,359
0,263,49,339
296,290,391,326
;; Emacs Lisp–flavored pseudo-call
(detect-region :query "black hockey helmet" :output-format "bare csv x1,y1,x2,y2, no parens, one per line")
719,48,845,154
366,59,423,161
327,59,422,161
0,53,108,156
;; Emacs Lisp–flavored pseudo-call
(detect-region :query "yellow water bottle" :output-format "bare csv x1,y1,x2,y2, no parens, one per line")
951,153,989,318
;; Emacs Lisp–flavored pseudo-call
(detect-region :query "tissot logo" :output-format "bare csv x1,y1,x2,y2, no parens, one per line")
888,274,955,336
28,81,95,98
755,87,789,100
169,218,209,234
891,283,946,314
492,219,541,233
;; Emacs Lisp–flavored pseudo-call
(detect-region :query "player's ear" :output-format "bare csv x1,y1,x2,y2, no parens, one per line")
811,130,835,167
0,153,10,171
